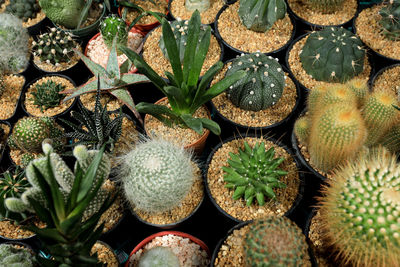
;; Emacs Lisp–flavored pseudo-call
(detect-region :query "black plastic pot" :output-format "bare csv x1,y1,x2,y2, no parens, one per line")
204,133,305,224
303,209,319,267
0,217,38,244
0,120,11,171
27,16,51,37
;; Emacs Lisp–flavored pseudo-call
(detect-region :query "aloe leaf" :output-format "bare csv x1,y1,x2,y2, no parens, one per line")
161,18,183,85
76,0,92,29
199,117,220,135
180,114,203,134
106,38,121,80
75,49,107,78
120,73,149,85
61,80,98,103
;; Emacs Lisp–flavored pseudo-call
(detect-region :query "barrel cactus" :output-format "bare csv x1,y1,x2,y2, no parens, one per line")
243,216,310,266
225,53,286,111
300,27,365,83
238,0,287,32
138,246,180,267
5,0,40,22
100,14,128,54
185,0,210,12
379,0,400,41
223,141,287,206
304,0,345,13
0,243,36,266
317,84,357,109
30,79,66,111
294,116,310,145
319,147,400,266
38,0,87,29
119,138,195,213
346,78,369,106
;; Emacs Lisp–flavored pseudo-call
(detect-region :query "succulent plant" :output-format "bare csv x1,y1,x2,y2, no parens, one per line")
225,53,286,111
30,79,66,112
317,84,357,109
20,153,36,168
100,14,128,54
346,78,369,106
238,0,287,32
381,123,400,152
304,0,345,14
120,138,195,213
185,0,210,12
7,117,65,153
0,243,36,266
300,27,365,83
5,0,40,22
138,246,180,267
379,0,400,41
318,147,400,266
222,141,287,206
32,28,79,66
294,116,309,145
306,84,330,116
244,216,310,266
0,13,29,74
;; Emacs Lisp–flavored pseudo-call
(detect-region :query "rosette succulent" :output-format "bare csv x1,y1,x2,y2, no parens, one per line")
30,79,66,111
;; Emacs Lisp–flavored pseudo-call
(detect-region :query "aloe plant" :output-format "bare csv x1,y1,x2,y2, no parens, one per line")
120,10,246,135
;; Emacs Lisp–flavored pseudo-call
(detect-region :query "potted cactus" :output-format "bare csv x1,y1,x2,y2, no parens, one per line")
0,242,37,266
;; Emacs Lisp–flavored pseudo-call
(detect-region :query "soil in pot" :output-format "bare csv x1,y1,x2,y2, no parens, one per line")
0,217,45,240
355,4,400,62
91,241,119,267
371,65,400,98
0,122,10,154
24,75,75,117
120,0,168,27
111,115,140,160
142,26,221,77
206,136,301,222
0,75,25,120
216,1,293,54
78,86,123,112
169,0,224,25
287,0,357,27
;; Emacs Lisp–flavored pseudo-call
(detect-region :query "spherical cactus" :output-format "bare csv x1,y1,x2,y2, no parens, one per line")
225,53,286,111
319,147,400,266
138,246,180,267
307,84,330,116
309,103,367,172
185,0,210,12
346,78,369,107
38,0,87,29
222,141,287,206
294,116,310,145
381,124,400,152
32,28,78,66
5,0,40,22
243,216,310,267
120,139,195,213
238,0,287,32
304,0,345,14
300,27,365,83
379,0,400,41
317,84,358,109
30,79,66,111
100,15,128,54
0,243,36,266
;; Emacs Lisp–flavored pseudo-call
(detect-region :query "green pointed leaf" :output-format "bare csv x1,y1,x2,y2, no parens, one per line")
62,80,98,102
183,10,201,86
120,59,131,74
232,186,246,200
180,114,203,134
106,38,121,80
25,226,68,243
161,18,183,85
246,196,254,206
120,73,150,84
76,0,92,29
199,118,220,135
256,192,265,206
196,61,223,96
75,49,107,78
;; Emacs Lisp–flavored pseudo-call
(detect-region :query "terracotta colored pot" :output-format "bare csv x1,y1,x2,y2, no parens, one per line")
144,97,211,155
125,231,210,267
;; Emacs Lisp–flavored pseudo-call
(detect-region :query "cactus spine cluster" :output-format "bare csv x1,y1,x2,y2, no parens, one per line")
185,0,210,12
243,216,310,266
379,0,400,41
238,0,287,32
138,246,180,267
32,28,78,66
318,147,400,266
120,138,195,213
305,0,345,14
0,243,36,266
300,27,365,83
30,79,66,111
222,141,287,206
100,15,128,54
225,53,286,111
5,0,40,22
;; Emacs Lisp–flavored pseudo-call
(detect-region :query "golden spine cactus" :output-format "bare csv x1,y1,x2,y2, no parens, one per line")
346,78,369,107
294,116,310,145
307,84,330,116
317,84,358,109
381,124,400,153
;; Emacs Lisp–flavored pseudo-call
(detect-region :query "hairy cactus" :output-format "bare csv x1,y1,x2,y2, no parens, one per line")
309,103,367,172
158,18,208,63
38,0,87,29
30,79,66,111
0,243,36,266
32,28,78,66
238,0,287,32
304,0,345,14
185,0,210,12
0,13,29,73
319,147,400,266
100,14,128,54
294,116,310,145
379,0,400,41
300,27,365,83
244,216,310,267
346,78,369,106
138,246,180,267
223,141,287,206
119,138,195,213
5,0,40,22
225,53,285,111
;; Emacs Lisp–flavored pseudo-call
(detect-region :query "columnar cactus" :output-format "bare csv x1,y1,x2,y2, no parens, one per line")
32,28,78,66
319,147,400,266
30,79,66,111
0,243,36,266
138,246,180,267
185,0,210,12
223,141,287,206
379,0,400,41
5,0,40,22
304,0,345,14
300,27,365,83
238,0,287,32
100,15,128,54
243,216,310,267
225,53,286,111
119,139,195,213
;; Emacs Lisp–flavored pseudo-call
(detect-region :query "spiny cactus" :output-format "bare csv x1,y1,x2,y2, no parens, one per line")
304,0,345,14
0,13,29,74
238,0,287,32
5,0,40,22
222,141,287,206
32,28,78,66
381,124,400,152
100,14,128,54
20,153,36,168
243,216,310,267
38,0,87,29
317,84,357,109
319,147,400,266
225,53,286,111
300,27,365,83
0,243,36,266
119,138,195,213
346,78,369,106
138,246,180,267
7,117,65,153
185,0,210,12
30,79,66,111
294,116,310,145
379,0,400,41
307,84,330,116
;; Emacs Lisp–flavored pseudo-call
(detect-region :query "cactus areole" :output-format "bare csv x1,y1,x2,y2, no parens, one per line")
38,0,87,29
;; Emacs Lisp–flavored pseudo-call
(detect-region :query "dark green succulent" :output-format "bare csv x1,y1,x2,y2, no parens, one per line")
379,0,400,41
30,79,66,111
5,0,40,22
